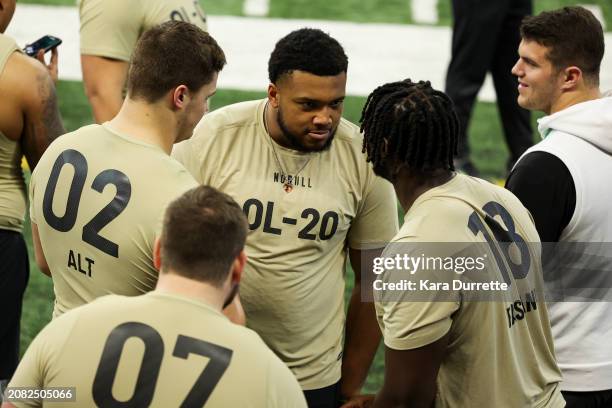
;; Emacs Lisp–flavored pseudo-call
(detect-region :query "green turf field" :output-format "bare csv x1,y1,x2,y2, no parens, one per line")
18,0,612,28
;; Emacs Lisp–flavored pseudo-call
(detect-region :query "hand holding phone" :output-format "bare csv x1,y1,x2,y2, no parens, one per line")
24,35,62,57
24,35,61,83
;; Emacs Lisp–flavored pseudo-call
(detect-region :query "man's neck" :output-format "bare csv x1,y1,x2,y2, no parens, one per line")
550,87,601,115
394,169,456,214
107,98,178,154
155,272,226,312
264,100,291,148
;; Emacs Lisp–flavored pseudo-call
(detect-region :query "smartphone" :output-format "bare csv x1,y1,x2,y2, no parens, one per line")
24,35,62,57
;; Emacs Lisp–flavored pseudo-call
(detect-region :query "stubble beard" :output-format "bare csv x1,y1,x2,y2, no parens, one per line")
277,107,336,152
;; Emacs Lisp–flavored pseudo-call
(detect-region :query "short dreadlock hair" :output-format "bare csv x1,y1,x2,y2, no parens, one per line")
360,79,458,180
268,28,348,83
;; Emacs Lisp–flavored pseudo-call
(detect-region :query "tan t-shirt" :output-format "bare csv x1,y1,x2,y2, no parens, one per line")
173,99,398,389
30,124,197,317
376,174,564,407
8,292,307,408
0,34,26,232
79,0,208,61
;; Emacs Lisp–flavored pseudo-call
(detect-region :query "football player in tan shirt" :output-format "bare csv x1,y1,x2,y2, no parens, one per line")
360,79,564,407
5,185,306,408
29,21,243,323
173,28,399,407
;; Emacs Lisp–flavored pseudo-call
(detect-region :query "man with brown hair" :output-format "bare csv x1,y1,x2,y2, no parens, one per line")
0,0,64,393
29,21,228,319
506,6,612,406
4,186,307,408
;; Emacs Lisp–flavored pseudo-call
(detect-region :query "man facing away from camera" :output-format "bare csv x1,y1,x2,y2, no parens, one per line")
4,186,306,408
29,21,243,323
360,79,564,407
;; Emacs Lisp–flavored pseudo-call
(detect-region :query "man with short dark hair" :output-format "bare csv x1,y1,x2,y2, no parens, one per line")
360,79,564,407
173,28,398,407
506,6,612,406
0,0,64,392
30,21,226,318
3,185,307,408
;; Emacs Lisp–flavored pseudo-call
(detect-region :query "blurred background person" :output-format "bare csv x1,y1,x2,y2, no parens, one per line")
446,0,533,176
79,0,208,123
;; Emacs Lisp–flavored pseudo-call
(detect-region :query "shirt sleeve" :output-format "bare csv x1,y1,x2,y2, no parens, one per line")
374,241,460,351
505,151,576,242
347,171,399,249
7,313,79,408
6,341,44,408
79,0,142,60
377,299,458,351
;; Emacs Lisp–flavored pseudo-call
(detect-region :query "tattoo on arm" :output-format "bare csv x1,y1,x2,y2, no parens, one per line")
22,71,65,169
38,71,65,142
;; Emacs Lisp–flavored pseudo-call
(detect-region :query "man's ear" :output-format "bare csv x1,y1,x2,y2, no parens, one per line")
561,66,583,91
230,250,247,284
153,237,162,271
268,83,280,109
172,85,189,109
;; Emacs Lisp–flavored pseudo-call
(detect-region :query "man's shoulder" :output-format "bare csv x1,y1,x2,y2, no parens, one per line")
71,293,278,357
197,99,263,135
0,33,19,59
326,117,371,173
32,124,195,183
393,199,470,243
0,46,51,105
178,100,263,163
334,117,363,147
31,124,105,168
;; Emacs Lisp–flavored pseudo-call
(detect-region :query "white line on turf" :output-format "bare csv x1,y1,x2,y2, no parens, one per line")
243,0,270,17
6,4,612,99
411,0,438,24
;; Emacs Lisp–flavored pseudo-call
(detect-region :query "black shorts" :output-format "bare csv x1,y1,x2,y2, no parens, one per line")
303,381,341,408
0,230,30,379
562,389,612,408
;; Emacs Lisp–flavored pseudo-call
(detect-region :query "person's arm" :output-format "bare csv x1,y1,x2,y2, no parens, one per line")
505,151,575,242
2,52,64,169
81,55,128,123
340,248,383,405
31,222,50,277
35,47,59,83
373,334,449,408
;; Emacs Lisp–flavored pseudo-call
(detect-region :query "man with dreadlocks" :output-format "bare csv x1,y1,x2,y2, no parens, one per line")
360,79,564,407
